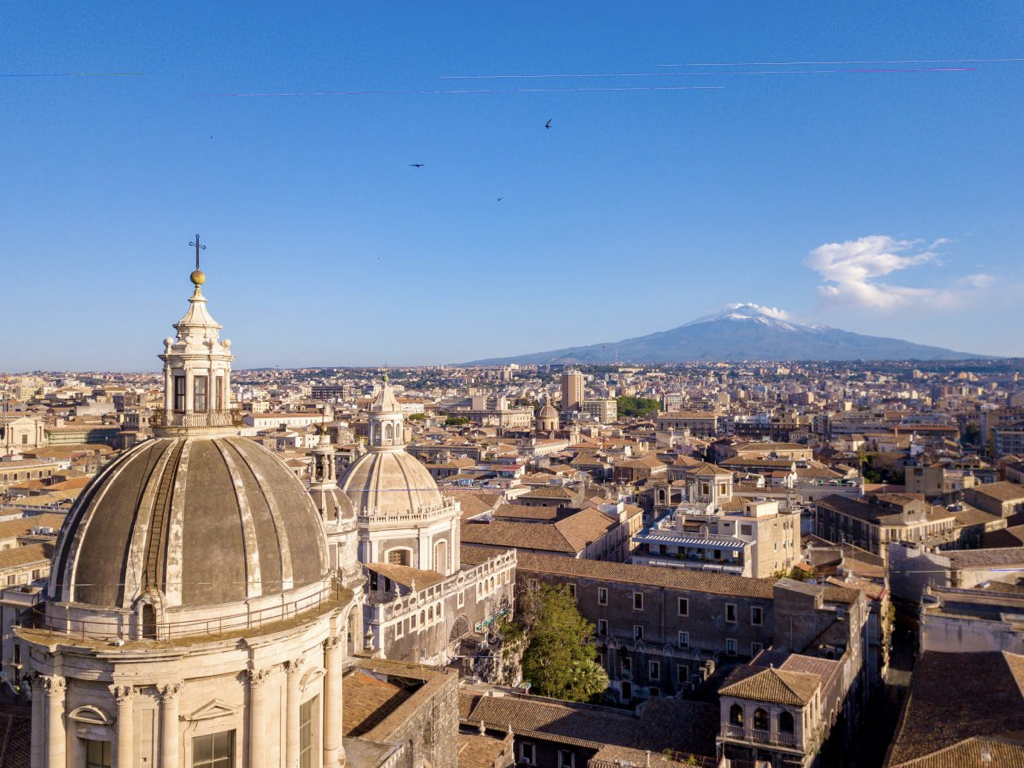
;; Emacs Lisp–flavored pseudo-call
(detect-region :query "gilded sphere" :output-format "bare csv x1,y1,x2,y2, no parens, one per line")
190,269,206,286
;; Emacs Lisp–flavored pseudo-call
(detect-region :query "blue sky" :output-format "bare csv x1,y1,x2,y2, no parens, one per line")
3,2,1023,370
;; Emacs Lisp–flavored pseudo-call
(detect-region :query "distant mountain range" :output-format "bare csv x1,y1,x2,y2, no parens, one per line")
465,304,984,364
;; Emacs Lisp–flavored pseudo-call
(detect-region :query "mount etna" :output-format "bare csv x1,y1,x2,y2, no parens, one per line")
465,304,984,364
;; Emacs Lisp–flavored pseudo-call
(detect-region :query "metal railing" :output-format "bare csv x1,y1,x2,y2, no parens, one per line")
17,582,342,643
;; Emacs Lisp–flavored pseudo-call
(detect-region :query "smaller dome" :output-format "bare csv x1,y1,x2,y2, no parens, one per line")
311,485,356,524
341,448,444,517
538,403,558,418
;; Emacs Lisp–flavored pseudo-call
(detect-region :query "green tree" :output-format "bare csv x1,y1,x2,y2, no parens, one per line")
520,585,609,702
444,416,470,426
408,412,427,422
616,395,660,419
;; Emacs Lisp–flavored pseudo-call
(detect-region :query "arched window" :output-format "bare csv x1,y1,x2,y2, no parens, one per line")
384,423,394,444
753,708,769,731
435,540,448,574
779,711,795,734
729,704,744,725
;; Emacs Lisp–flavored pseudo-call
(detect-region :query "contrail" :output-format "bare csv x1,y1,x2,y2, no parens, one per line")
210,85,725,97
0,72,143,78
657,57,1024,67
440,67,973,81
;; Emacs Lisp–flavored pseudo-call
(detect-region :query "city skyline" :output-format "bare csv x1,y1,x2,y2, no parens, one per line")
4,2,1023,370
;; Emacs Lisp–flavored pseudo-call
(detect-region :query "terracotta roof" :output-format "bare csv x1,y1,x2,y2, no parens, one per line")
719,666,820,706
886,652,1024,766
0,542,53,570
363,562,445,589
0,514,67,540
342,669,413,738
518,486,574,500
507,548,859,603
944,548,1024,569
458,732,511,768
461,691,716,759
461,507,616,555
890,737,1024,767
461,520,578,554
0,704,31,767
969,481,1024,502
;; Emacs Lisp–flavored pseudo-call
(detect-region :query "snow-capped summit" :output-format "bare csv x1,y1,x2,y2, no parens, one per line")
465,302,983,364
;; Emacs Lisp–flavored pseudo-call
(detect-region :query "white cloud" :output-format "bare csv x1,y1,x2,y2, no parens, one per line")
959,273,995,288
725,302,790,319
800,234,981,309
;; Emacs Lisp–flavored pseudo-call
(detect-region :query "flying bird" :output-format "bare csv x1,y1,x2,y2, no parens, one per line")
497,197,503,202
544,119,552,129
409,163,425,168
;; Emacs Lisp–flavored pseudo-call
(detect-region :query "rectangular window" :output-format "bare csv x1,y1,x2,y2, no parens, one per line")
395,620,403,639
192,730,234,768
726,638,737,656
633,625,644,641
677,664,690,684
622,657,632,676
751,642,764,656
214,375,224,411
726,603,737,623
174,376,186,412
649,660,661,680
751,606,764,626
519,742,536,766
677,597,689,616
85,740,113,768
558,749,575,768
194,376,208,413
597,619,608,637
633,592,643,611
457,590,465,608
649,686,661,697
299,697,318,768
598,587,608,605
567,583,576,599
677,631,689,648
621,681,632,700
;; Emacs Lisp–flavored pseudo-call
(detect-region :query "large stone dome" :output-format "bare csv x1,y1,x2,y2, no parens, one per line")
340,447,444,517
50,435,330,610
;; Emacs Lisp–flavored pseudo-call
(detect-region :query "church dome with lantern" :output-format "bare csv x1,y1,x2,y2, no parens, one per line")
339,378,445,518
47,262,330,633
17,250,354,768
339,377,461,576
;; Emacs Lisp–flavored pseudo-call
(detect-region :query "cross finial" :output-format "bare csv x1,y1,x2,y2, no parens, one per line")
189,234,207,271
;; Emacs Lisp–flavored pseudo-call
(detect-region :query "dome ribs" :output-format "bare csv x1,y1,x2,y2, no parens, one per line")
228,438,295,592
118,440,176,606
143,438,186,596
214,438,264,598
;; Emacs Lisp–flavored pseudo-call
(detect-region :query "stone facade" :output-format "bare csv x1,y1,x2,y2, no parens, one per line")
509,551,866,705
